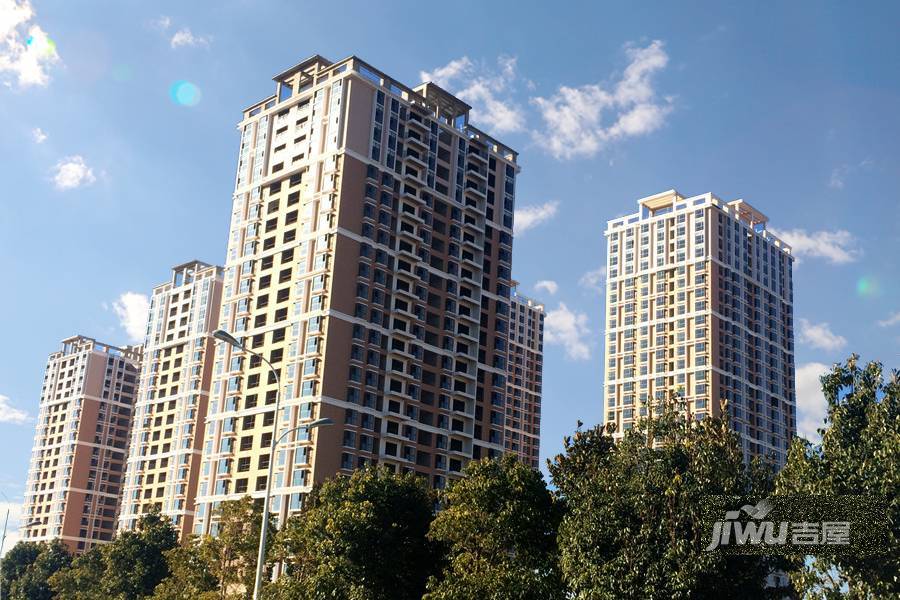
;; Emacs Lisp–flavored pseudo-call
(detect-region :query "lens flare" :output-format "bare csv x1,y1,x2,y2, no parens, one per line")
856,276,879,297
169,80,202,107
112,65,133,83
26,33,57,57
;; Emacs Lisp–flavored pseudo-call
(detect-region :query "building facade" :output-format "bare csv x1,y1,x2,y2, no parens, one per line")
603,190,796,466
22,336,142,554
505,285,544,469
194,55,520,534
118,262,223,538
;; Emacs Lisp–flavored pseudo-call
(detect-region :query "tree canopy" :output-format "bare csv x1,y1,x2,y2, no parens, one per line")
51,509,177,600
266,466,438,600
1,539,71,600
149,496,272,600
424,454,564,600
777,356,900,598
548,393,786,599
1,356,895,600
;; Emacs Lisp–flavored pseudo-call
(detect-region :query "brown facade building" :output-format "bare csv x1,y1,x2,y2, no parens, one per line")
505,285,544,469
603,190,796,466
194,55,521,534
118,262,223,538
22,336,142,554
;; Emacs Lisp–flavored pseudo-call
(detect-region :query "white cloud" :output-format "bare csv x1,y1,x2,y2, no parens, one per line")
579,266,607,295
422,42,673,152
796,362,830,441
420,56,473,88
421,55,525,134
877,311,900,328
0,0,60,88
530,40,672,160
0,394,28,424
544,302,592,360
152,15,172,30
170,27,211,49
798,318,847,351
151,16,210,49
769,228,862,264
52,155,96,190
534,280,558,296
699,24,729,42
111,292,149,343
514,200,558,234
31,126,45,143
828,166,847,190
828,159,872,189
0,499,24,556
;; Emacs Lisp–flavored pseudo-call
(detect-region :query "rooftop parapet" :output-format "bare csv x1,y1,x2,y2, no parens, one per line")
241,54,518,163
53,335,143,360
606,189,792,256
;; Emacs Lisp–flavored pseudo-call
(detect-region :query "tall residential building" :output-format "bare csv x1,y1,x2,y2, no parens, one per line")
194,55,519,534
505,285,544,469
603,190,796,466
118,261,223,538
22,336,142,554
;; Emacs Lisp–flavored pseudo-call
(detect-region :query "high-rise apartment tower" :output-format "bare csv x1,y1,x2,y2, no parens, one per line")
505,285,544,469
194,55,520,534
22,336,142,554
118,261,223,538
603,190,796,466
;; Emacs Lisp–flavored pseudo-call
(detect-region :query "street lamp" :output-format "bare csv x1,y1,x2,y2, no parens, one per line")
0,489,42,600
0,491,8,600
212,329,332,600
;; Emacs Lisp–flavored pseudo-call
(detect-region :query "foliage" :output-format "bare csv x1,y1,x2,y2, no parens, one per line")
0,541,42,599
206,496,273,600
150,496,273,600
265,466,438,600
0,539,71,600
549,392,787,599
48,546,104,600
150,539,218,600
51,508,177,600
547,422,616,503
777,356,900,598
424,454,564,600
5,354,896,600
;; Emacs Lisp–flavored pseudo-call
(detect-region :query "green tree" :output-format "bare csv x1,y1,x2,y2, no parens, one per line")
550,393,786,599
424,454,564,600
52,509,177,600
203,496,273,600
150,538,218,600
0,541,42,599
777,356,899,598
149,497,272,600
48,546,104,600
1,539,71,600
266,466,437,600
548,422,616,503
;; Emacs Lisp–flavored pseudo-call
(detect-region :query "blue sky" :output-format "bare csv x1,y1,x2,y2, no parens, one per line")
1,0,899,547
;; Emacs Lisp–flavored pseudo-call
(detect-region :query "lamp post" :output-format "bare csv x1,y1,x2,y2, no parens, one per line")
0,490,41,600
212,329,332,600
0,491,7,600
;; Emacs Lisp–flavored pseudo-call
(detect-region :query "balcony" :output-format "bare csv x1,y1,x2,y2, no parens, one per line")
466,147,488,164
406,130,428,151
464,179,486,199
407,113,429,132
466,162,487,181
405,149,427,170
